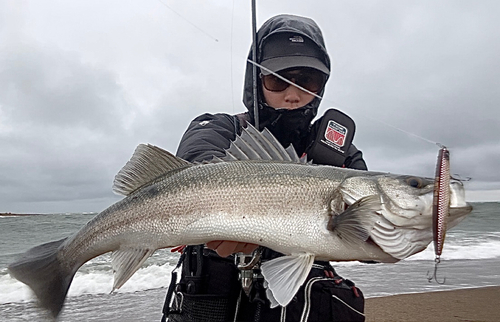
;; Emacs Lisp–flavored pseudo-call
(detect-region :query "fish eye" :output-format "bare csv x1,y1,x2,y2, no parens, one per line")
406,177,423,188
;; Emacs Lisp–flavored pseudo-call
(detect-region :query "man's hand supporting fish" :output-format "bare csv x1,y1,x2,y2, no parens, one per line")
206,240,258,257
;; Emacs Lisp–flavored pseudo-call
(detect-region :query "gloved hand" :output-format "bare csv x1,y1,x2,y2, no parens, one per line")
206,241,259,257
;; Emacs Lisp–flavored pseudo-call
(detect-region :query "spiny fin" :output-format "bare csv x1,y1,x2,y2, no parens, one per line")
8,238,73,318
111,247,155,290
113,144,191,195
327,195,381,244
261,253,315,307
223,123,307,163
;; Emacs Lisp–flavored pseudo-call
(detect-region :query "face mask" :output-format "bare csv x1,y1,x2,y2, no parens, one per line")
256,102,317,154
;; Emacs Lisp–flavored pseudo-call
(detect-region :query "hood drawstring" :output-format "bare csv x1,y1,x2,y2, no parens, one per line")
270,113,282,127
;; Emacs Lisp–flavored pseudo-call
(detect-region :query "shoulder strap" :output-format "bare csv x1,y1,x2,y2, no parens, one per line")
161,251,186,321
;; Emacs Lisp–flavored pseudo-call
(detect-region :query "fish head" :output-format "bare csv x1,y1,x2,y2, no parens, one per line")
335,172,472,260
339,173,472,228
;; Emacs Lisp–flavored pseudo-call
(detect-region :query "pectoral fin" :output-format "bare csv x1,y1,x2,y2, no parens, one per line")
111,247,154,291
328,195,381,244
261,253,315,307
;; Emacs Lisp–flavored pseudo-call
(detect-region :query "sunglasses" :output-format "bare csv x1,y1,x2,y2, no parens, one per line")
260,68,326,93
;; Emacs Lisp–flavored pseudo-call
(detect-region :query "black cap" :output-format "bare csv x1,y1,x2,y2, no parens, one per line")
260,32,329,76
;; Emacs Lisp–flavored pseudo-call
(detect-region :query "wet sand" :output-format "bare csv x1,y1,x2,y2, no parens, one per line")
365,286,500,322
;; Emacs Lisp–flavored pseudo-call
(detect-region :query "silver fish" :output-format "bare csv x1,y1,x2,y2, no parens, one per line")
8,125,472,317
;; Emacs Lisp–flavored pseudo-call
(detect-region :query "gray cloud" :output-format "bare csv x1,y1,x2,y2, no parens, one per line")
1,1,499,213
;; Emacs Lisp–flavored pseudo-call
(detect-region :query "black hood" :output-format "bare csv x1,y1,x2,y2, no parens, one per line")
242,14,331,153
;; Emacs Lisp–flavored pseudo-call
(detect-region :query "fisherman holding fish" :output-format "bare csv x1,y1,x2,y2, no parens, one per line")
163,14,367,322
6,11,474,322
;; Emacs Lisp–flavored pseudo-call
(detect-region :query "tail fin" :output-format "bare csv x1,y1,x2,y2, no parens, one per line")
8,238,74,318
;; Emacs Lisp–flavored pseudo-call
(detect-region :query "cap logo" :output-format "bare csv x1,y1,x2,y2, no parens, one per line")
289,35,304,43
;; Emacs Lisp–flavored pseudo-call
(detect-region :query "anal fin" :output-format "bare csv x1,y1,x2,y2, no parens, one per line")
261,253,315,307
111,247,154,291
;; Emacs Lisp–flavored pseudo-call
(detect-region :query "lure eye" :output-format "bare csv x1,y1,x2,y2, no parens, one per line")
406,177,423,188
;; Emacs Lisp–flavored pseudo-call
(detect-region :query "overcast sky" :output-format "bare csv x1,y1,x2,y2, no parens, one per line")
1,0,499,214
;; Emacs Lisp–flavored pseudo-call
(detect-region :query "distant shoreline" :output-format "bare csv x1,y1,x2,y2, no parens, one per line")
0,213,45,216
0,212,97,216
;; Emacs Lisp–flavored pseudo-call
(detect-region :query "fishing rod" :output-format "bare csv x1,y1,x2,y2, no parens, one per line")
251,0,260,130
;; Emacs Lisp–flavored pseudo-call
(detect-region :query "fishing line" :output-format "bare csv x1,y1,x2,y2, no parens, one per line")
249,60,323,100
248,59,443,148
156,0,219,42
230,0,236,113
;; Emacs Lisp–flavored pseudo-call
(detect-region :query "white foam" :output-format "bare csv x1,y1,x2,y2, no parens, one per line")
0,273,36,304
331,235,500,267
3,234,499,304
0,262,176,304
406,239,500,261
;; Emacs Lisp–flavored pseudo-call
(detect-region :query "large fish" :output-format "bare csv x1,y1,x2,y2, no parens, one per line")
8,125,472,317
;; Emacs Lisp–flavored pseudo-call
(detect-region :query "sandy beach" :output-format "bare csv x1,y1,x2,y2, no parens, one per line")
365,286,500,322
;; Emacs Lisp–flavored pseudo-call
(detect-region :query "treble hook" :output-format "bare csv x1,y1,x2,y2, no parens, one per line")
427,257,446,284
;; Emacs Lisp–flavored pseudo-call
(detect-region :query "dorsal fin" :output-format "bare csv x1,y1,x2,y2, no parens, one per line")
223,124,307,163
113,144,191,195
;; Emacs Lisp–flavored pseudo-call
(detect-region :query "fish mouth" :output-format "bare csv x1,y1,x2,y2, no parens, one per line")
450,203,473,216
450,180,472,211
449,184,472,204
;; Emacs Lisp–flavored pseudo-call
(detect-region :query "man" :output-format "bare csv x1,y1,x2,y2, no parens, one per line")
163,14,366,322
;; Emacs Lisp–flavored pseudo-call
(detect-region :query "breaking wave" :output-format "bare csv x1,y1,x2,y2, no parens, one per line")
0,250,178,305
3,234,499,304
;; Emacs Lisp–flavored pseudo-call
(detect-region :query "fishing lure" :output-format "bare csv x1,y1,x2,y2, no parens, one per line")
428,145,450,284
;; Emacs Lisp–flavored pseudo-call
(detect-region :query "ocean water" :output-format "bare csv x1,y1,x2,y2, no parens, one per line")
0,202,499,321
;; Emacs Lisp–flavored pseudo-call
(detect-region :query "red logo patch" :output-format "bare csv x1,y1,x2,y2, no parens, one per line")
324,120,347,147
